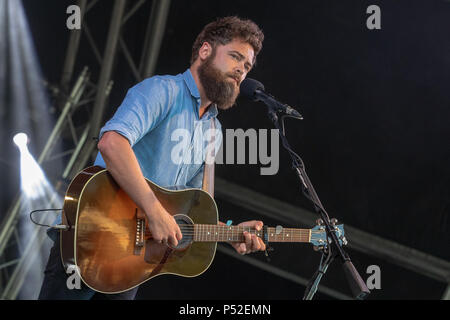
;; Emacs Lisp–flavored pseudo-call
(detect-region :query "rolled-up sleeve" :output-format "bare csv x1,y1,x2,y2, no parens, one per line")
99,77,173,146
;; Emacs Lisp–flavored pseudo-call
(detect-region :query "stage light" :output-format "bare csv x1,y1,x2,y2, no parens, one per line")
2,0,63,300
13,133,48,200
11,131,62,300
13,132,29,151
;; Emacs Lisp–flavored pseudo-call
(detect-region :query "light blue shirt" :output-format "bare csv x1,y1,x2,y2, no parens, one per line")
94,68,222,189
49,69,222,239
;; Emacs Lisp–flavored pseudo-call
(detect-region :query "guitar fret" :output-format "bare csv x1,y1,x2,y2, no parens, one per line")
266,227,311,242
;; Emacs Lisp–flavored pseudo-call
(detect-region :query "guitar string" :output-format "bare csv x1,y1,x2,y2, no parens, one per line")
143,232,310,237
144,229,317,235
144,230,312,236
174,225,322,233
142,224,322,230
142,233,310,241
143,229,311,236
144,227,313,232
141,225,321,241
143,226,317,235
143,230,311,240
163,225,317,233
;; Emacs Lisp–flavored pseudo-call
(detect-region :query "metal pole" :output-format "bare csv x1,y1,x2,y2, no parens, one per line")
140,0,171,78
88,0,126,138
60,0,87,95
38,67,89,163
68,0,127,178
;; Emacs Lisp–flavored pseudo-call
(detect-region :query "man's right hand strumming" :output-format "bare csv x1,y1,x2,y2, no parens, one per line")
145,200,182,247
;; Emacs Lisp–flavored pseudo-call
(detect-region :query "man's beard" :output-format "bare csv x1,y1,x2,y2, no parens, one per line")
198,54,240,110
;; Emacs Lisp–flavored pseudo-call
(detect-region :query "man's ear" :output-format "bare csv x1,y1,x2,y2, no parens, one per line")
198,42,213,61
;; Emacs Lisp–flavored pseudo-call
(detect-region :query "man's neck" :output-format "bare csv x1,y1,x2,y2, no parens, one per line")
190,65,211,118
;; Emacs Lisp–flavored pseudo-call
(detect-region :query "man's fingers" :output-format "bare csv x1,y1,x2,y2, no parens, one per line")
259,237,266,251
251,234,262,252
239,243,247,255
228,221,266,255
176,227,183,241
244,231,252,249
232,242,246,255
169,235,178,247
255,221,263,230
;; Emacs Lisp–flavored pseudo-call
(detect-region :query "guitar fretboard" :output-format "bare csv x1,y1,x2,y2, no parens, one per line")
190,224,311,243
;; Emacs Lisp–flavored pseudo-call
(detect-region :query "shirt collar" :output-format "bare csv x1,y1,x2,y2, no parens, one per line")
182,68,200,99
182,68,219,120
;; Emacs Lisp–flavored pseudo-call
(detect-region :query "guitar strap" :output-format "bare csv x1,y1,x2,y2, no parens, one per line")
202,117,216,198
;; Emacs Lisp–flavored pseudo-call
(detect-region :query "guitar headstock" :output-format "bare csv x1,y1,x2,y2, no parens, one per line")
310,222,346,250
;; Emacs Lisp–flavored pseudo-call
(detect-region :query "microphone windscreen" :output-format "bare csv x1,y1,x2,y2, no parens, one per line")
240,78,265,101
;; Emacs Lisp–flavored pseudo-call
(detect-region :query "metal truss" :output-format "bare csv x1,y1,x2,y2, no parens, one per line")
0,0,171,299
0,67,103,299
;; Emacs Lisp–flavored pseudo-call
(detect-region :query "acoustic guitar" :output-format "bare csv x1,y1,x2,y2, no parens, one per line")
60,166,345,294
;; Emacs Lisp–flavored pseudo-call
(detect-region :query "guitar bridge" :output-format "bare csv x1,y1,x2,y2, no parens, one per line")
134,208,145,255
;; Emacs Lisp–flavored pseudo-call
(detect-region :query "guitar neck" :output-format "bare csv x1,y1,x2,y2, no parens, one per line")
191,224,311,243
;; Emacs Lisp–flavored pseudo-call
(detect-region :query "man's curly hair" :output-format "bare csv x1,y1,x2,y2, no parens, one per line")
190,16,264,65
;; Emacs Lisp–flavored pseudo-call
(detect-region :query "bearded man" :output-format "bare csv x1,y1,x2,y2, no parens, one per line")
39,16,266,300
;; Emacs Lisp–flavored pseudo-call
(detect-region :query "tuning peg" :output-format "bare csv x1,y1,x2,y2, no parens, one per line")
316,218,324,226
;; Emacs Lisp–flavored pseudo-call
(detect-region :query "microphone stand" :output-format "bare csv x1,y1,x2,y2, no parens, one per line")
264,103,370,300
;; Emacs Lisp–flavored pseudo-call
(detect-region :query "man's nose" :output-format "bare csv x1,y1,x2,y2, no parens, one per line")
235,67,243,76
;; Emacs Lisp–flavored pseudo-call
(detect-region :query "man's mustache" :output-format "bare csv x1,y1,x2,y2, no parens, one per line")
226,72,241,84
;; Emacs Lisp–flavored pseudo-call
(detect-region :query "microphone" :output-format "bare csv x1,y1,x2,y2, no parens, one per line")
240,78,303,119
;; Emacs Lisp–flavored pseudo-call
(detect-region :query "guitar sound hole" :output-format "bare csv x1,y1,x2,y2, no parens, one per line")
173,214,194,250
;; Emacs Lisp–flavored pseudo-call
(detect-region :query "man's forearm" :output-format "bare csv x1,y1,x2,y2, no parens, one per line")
97,131,159,217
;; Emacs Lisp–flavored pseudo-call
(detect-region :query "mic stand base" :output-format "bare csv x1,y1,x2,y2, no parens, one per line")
303,247,335,300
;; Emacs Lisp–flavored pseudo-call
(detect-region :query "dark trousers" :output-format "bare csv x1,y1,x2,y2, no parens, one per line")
38,232,139,300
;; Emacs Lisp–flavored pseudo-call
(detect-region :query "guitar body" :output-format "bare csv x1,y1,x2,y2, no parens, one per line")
60,166,218,294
